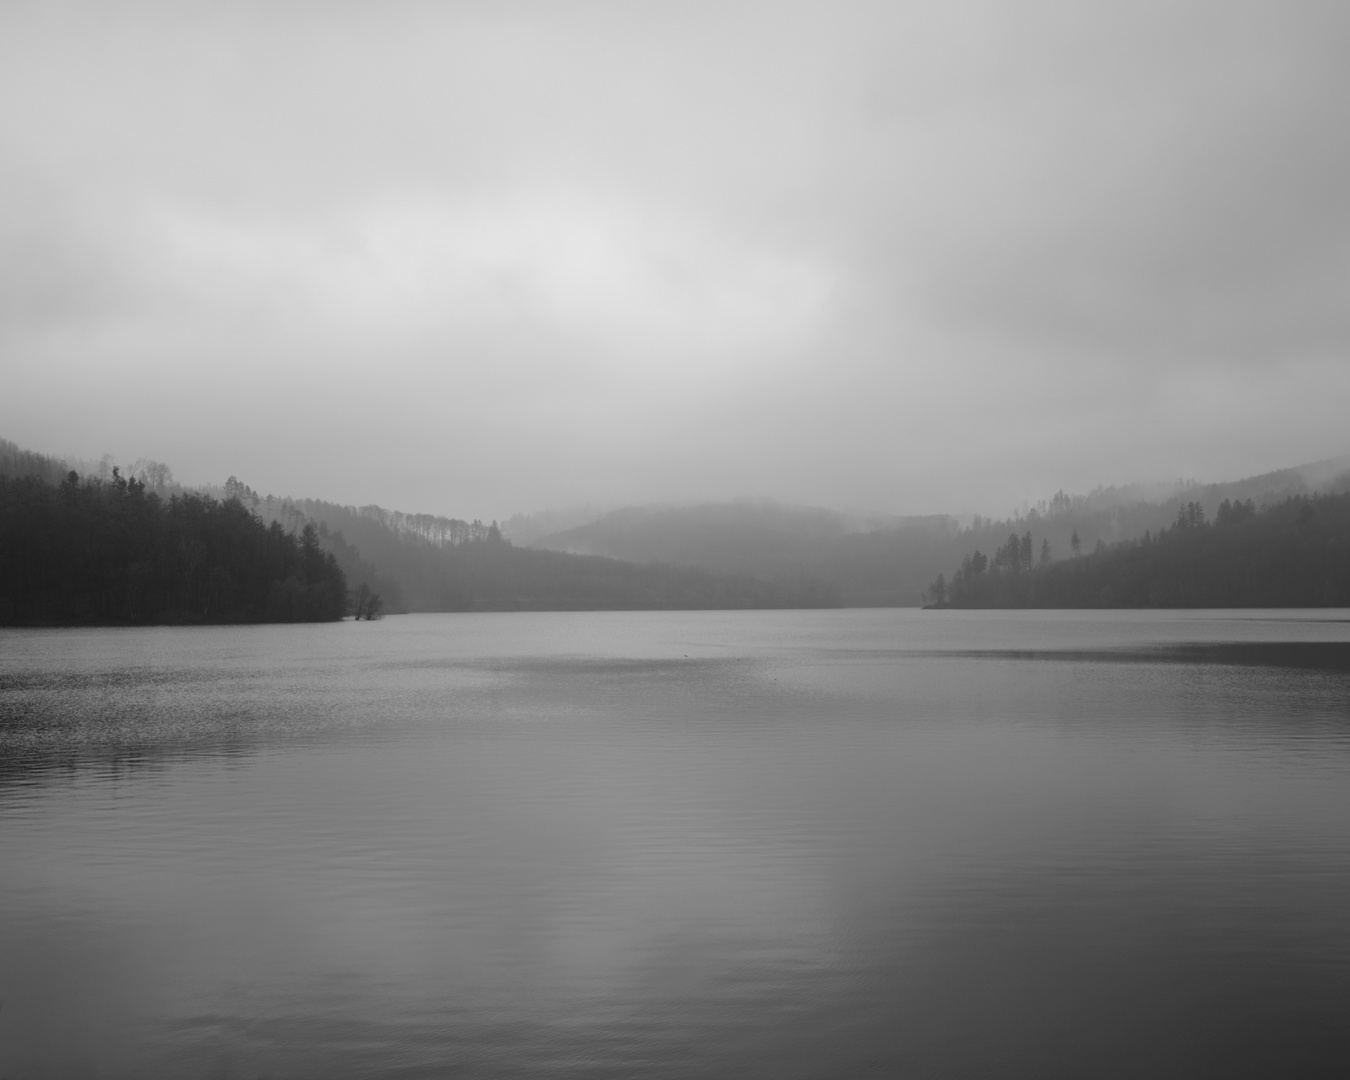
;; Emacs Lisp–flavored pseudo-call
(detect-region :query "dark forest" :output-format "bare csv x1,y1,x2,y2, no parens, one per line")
4,435,1348,620
927,494,1350,608
0,470,349,625
0,443,839,624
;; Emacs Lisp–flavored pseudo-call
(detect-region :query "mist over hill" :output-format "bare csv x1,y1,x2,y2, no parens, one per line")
250,492,836,612
5,435,1347,613
500,505,615,548
522,458,1350,605
930,491,1350,609
0,439,839,617
525,500,931,569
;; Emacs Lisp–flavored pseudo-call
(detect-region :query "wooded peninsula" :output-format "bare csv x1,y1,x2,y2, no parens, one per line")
0,469,350,624
925,494,1350,608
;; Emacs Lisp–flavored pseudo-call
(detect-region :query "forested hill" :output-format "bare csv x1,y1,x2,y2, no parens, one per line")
0,440,838,616
526,500,956,605
0,470,348,625
7,434,1347,615
927,494,1350,608
522,461,1350,605
250,493,838,611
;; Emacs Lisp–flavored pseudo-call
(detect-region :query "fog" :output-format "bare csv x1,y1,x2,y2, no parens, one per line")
2,1,1348,520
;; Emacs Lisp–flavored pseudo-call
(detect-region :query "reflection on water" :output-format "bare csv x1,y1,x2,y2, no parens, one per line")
2,610,1350,1077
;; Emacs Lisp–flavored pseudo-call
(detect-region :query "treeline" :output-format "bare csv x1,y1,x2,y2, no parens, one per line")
0,437,840,617
230,486,404,613
292,500,838,611
0,438,76,488
242,492,840,611
927,494,1350,608
219,477,499,550
0,438,178,494
520,459,1350,607
0,470,348,625
12,431,1342,616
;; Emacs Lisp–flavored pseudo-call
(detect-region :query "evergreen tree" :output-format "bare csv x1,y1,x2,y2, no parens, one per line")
0,472,349,625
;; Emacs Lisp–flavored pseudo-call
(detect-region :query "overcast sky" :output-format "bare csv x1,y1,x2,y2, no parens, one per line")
3,1,1348,519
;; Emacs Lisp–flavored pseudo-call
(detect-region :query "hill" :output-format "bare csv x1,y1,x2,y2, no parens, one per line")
259,495,838,611
0,469,347,625
186,479,843,611
1,440,839,614
529,500,926,576
6,436,1347,612
527,499,956,605
523,459,1350,605
930,493,1350,608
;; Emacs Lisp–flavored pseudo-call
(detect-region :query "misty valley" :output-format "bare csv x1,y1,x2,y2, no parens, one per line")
3,437,1349,625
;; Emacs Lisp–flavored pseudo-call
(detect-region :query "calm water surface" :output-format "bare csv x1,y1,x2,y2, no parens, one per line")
3,609,1350,1078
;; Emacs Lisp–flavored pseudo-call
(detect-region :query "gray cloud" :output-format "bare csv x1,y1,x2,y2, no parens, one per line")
2,1,1347,516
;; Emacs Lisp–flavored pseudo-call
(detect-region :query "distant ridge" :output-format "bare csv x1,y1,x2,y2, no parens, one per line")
5,435,1347,610
928,489,1350,609
529,499,940,563
0,438,840,616
517,457,1350,606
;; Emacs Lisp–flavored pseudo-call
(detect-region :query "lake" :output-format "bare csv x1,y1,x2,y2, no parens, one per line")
3,609,1350,1078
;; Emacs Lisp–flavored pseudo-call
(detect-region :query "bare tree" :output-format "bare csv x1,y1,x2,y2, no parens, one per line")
131,458,175,490
351,583,384,620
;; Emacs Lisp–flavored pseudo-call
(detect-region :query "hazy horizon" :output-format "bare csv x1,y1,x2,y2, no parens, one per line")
12,434,1349,538
4,2,1349,522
